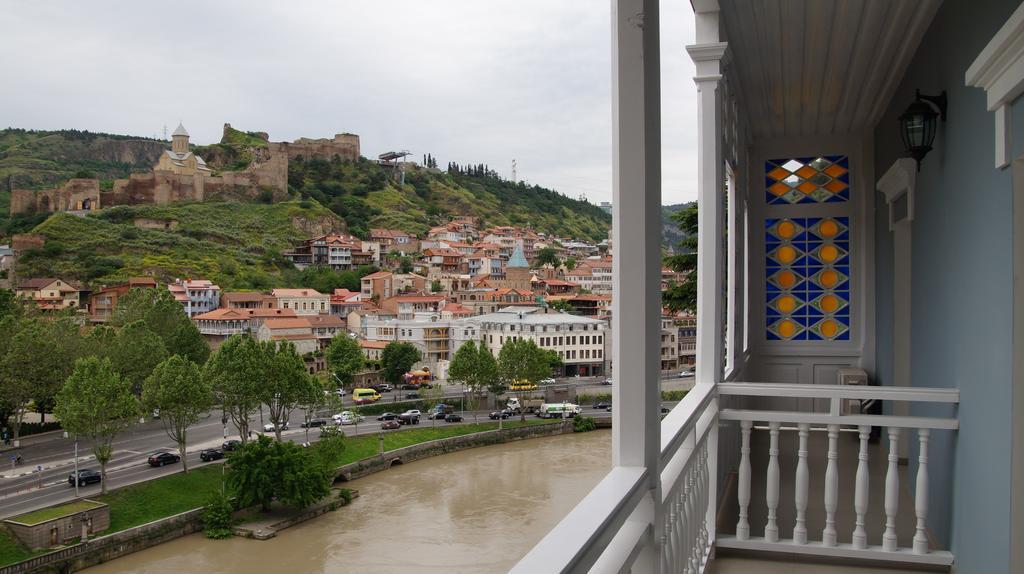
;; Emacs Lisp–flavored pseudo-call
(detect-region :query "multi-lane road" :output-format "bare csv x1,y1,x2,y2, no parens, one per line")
0,375,692,519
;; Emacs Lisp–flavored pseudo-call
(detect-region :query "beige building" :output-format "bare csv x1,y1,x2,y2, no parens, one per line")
153,123,213,177
271,288,330,315
256,318,318,356
15,278,82,310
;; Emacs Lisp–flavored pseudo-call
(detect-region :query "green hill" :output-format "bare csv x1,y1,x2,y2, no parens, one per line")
15,200,343,290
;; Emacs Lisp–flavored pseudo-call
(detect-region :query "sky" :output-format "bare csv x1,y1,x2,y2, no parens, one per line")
1,1,698,206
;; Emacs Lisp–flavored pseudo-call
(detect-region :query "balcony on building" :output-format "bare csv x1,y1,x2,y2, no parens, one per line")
514,1,1024,573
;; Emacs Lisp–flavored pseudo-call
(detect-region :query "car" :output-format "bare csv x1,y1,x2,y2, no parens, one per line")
381,419,401,430
600,378,613,386
333,412,364,425
660,405,671,414
374,383,394,393
419,383,433,389
401,409,421,418
377,412,399,421
335,388,347,397
200,448,224,462
68,469,101,487
540,378,556,385
445,413,464,423
398,412,420,425
680,370,694,377
301,418,328,428
427,411,448,420
593,401,611,410
400,383,419,391
222,439,241,451
405,392,420,399
263,421,290,432
489,410,510,420
151,408,161,419
147,451,181,467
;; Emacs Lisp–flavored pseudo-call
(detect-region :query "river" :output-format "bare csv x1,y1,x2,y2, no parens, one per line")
85,430,611,573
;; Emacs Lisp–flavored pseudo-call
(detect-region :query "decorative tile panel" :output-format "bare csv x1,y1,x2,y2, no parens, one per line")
765,156,850,204
766,217,850,341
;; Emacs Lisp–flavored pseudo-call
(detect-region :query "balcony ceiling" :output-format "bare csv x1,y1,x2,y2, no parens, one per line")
719,0,942,140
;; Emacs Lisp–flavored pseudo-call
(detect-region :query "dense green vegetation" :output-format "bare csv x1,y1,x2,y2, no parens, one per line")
15,199,343,289
193,125,269,172
288,156,611,241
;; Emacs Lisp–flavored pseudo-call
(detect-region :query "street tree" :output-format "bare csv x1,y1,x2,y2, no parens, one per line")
380,342,421,385
110,320,168,396
476,341,502,401
325,334,364,389
299,376,330,445
262,341,319,442
663,204,698,313
55,357,139,494
449,341,484,422
142,355,212,473
498,339,551,420
534,247,561,269
203,335,265,443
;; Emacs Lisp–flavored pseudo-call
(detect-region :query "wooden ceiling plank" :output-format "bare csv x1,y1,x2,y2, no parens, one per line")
830,0,891,134
780,0,807,137
814,0,865,136
799,0,834,136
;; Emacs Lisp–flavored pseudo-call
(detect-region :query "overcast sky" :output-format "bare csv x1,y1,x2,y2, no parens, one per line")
2,1,697,206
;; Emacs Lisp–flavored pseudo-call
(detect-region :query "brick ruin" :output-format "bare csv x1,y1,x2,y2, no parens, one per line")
9,129,361,215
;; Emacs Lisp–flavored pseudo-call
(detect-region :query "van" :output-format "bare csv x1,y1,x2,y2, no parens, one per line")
352,388,381,405
538,402,582,419
508,379,538,391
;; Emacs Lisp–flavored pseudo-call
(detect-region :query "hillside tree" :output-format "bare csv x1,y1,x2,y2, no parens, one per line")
142,355,212,473
110,320,168,396
55,357,139,494
535,247,561,269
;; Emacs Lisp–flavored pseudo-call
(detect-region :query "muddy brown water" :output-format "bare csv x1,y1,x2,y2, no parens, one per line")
85,430,611,573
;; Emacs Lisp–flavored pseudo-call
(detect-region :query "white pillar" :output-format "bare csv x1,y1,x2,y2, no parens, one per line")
764,421,781,542
822,424,840,546
913,428,931,554
687,8,727,387
883,428,901,551
793,423,810,544
853,425,871,549
736,419,752,540
611,0,662,564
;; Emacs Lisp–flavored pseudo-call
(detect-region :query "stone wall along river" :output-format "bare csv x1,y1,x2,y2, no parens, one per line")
84,429,611,573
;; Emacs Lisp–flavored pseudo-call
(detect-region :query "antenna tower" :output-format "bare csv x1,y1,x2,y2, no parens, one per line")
511,159,517,183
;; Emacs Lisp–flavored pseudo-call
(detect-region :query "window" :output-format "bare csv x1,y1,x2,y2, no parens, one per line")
765,156,849,205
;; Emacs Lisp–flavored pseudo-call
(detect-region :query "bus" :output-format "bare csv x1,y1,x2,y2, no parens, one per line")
508,379,538,391
538,402,582,419
352,388,381,405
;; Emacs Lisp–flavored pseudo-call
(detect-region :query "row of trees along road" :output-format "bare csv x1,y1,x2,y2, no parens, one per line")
448,338,562,422
324,334,423,390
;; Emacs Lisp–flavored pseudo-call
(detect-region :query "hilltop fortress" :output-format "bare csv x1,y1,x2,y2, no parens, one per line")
9,124,361,215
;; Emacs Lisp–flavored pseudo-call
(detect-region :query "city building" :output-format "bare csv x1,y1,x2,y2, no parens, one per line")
329,288,363,317
15,278,83,311
153,123,213,177
370,228,416,254
256,317,318,356
219,291,277,310
167,279,221,317
470,306,607,377
306,313,346,348
282,234,376,270
660,317,678,371
360,339,387,361
192,307,297,349
379,294,446,319
271,288,329,315
362,312,478,367
87,277,158,322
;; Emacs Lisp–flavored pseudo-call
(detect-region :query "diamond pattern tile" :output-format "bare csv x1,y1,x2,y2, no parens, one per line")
765,156,850,205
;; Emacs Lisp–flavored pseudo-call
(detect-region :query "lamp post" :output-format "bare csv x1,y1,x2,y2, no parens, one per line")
73,437,79,498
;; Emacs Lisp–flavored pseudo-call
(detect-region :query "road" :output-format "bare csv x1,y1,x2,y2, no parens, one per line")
0,375,691,519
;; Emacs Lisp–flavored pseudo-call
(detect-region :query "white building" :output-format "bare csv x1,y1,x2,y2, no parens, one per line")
469,306,608,377
362,311,479,367
167,279,221,317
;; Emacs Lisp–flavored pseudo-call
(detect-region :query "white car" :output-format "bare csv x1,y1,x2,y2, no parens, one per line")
333,412,364,425
540,378,556,385
263,422,289,432
335,388,346,397
401,409,422,418
680,370,695,377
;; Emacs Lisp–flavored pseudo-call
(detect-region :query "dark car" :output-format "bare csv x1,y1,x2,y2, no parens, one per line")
68,469,101,487
405,392,420,399
593,401,611,410
200,448,223,462
400,383,419,391
377,412,399,421
445,413,464,423
381,419,401,430
419,383,433,389
301,418,328,428
147,451,180,467
398,413,420,425
489,410,509,420
660,405,671,414
222,439,242,452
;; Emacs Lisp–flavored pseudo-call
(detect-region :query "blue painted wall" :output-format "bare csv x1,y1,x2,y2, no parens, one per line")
873,1,1018,571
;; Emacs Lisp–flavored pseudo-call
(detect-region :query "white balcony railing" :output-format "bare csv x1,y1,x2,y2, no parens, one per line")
514,381,959,573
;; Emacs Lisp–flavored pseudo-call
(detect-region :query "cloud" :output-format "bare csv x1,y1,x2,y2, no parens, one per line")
0,0,697,205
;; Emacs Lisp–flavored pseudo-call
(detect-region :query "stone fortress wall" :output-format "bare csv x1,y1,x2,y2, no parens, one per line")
9,127,360,215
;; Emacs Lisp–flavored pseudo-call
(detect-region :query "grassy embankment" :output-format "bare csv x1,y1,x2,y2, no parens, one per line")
0,419,557,566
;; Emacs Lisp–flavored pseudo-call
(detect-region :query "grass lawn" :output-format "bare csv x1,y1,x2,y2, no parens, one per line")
0,529,38,567
92,466,224,533
332,418,556,466
8,499,105,526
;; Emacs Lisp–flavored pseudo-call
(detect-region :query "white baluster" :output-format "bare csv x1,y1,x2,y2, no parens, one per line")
736,420,752,540
688,466,700,574
765,421,781,542
683,467,694,574
699,440,710,563
793,422,810,544
852,425,870,549
661,512,671,573
883,428,901,552
674,493,685,572
913,429,931,554
822,424,839,546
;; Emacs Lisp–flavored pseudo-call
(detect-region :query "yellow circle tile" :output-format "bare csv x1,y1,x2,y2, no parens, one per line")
778,319,798,339
819,319,839,339
776,245,798,264
818,269,839,288
776,220,796,239
776,295,798,313
818,219,839,238
818,244,839,263
820,294,840,313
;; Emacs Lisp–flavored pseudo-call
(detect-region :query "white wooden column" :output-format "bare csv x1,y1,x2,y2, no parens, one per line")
687,4,727,387
611,0,662,566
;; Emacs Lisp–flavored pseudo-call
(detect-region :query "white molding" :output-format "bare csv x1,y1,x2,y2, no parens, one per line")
877,158,917,231
965,1,1024,169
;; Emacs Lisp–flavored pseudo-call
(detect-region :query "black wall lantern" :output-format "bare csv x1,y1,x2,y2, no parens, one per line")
899,89,947,170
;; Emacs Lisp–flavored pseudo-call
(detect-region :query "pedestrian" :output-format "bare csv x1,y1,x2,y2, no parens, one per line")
2,428,8,446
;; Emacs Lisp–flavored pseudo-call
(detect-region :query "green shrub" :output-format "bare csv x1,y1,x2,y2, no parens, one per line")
661,390,689,402
17,421,62,437
201,490,235,539
353,399,426,416
337,488,353,504
577,393,611,405
573,416,597,433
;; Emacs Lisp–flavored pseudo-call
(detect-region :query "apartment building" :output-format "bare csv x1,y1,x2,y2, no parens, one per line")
471,306,607,377
271,288,329,315
167,279,221,317
87,277,158,322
